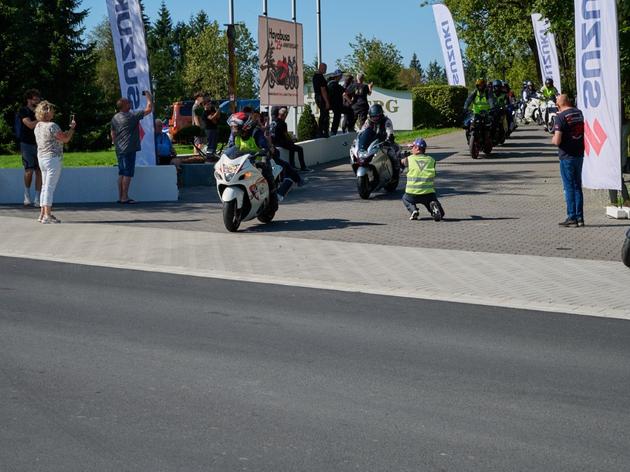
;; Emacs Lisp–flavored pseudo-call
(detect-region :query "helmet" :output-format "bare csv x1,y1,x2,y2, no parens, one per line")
227,111,248,128
368,104,384,123
526,80,533,87
412,138,427,149
475,78,486,88
545,78,554,86
492,79,502,89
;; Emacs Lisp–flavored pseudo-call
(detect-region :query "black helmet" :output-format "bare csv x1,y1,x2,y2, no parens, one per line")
545,78,554,86
492,79,502,89
368,104,384,123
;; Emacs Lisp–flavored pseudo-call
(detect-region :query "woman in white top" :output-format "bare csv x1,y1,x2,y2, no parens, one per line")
33,101,76,223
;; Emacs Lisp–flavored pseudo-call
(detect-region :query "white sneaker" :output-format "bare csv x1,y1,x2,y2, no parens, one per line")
409,210,419,220
24,196,32,206
37,215,43,222
33,199,40,208
41,215,60,224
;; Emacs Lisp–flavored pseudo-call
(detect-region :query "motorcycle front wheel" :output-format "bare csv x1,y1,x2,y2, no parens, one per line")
223,200,242,232
357,174,371,199
622,234,630,268
469,135,479,159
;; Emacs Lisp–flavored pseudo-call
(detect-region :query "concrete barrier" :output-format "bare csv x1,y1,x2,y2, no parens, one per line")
277,132,355,167
0,134,352,203
0,165,178,204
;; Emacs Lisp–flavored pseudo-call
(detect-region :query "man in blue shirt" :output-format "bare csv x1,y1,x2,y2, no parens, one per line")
552,94,585,227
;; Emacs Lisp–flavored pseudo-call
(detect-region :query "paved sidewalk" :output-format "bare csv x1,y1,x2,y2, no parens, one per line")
1,215,629,319
0,127,626,261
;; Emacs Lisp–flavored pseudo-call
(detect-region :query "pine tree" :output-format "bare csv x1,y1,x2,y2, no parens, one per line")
425,60,447,85
409,53,424,83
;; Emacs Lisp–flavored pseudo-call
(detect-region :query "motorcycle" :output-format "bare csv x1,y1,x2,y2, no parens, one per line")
350,129,400,199
623,229,630,268
214,147,283,232
465,111,493,159
491,108,507,146
525,95,544,125
541,98,558,133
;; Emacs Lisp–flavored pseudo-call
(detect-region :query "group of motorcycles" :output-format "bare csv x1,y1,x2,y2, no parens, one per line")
464,88,558,160
213,127,402,231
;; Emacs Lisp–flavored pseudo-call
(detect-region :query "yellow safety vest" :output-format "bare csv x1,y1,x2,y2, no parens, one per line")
234,135,260,154
472,92,490,114
405,154,436,195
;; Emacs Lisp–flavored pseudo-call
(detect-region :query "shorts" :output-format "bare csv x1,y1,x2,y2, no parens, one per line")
21,143,39,170
117,151,136,177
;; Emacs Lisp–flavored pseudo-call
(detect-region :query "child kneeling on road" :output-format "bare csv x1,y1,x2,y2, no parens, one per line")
401,138,445,222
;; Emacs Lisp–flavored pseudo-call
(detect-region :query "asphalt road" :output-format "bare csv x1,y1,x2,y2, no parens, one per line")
1,256,630,472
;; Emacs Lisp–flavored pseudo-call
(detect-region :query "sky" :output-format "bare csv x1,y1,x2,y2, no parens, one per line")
81,0,445,70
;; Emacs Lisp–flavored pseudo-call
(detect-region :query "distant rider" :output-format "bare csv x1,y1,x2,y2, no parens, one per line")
463,78,495,139
540,78,559,101
360,103,401,179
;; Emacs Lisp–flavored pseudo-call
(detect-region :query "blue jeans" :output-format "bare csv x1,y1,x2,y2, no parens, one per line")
560,157,584,220
206,128,218,154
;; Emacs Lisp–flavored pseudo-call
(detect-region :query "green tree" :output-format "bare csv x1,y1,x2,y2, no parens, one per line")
398,68,422,90
425,60,447,85
182,21,228,98
234,24,258,97
148,1,183,114
409,52,424,81
339,34,403,89
89,19,119,107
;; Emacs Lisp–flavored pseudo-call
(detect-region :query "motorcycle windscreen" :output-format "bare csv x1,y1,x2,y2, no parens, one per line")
357,128,378,152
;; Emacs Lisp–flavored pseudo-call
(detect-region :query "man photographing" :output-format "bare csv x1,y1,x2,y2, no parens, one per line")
110,91,153,204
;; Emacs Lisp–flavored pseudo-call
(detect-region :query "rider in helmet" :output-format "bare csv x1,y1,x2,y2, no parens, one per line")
464,78,495,115
522,80,537,101
540,78,559,101
226,111,279,210
360,103,401,178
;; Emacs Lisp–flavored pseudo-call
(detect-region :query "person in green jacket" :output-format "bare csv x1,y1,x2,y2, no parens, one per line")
401,138,445,221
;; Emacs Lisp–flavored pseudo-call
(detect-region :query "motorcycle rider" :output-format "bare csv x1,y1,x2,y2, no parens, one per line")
522,80,537,101
401,138,445,222
503,81,516,133
360,103,401,179
226,112,278,211
463,78,495,139
522,80,540,123
540,78,559,101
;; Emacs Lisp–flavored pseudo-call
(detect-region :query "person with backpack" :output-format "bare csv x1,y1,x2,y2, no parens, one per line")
17,89,42,206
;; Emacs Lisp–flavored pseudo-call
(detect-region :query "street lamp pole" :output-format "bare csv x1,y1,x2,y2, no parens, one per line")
227,0,237,113
316,0,322,65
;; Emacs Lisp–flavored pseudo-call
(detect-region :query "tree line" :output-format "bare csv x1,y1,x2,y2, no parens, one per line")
0,0,259,153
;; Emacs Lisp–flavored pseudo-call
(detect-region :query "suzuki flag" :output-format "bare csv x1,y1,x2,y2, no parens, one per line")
531,14,562,92
575,0,621,190
432,4,466,87
107,0,155,165
258,16,304,106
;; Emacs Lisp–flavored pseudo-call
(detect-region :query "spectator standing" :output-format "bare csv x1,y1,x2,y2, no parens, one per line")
608,117,630,206
33,101,75,223
341,75,356,132
327,69,345,136
18,89,42,206
348,73,373,128
191,92,206,155
401,138,445,222
154,119,178,165
110,91,153,204
552,94,585,227
312,63,330,137
204,100,221,156
271,107,310,172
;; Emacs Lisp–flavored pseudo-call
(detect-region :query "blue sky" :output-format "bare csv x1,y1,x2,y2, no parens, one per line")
81,0,445,70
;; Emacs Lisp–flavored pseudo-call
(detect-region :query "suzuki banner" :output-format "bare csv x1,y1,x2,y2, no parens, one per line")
258,16,304,107
432,4,466,87
531,13,562,92
575,0,621,190
107,0,155,166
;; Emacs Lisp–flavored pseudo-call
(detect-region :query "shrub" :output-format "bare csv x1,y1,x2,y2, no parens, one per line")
297,104,318,141
0,116,16,155
412,85,468,128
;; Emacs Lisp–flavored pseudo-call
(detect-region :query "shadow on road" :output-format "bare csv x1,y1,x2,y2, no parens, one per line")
246,218,386,233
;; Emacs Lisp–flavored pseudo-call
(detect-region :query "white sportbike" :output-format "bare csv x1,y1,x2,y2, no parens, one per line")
214,148,282,232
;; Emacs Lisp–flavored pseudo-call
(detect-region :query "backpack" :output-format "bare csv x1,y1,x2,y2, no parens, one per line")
14,111,22,142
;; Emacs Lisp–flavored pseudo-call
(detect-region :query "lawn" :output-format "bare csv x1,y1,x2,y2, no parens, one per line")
0,129,459,168
0,144,195,168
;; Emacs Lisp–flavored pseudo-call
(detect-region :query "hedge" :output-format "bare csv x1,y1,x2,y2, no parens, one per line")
412,85,468,128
